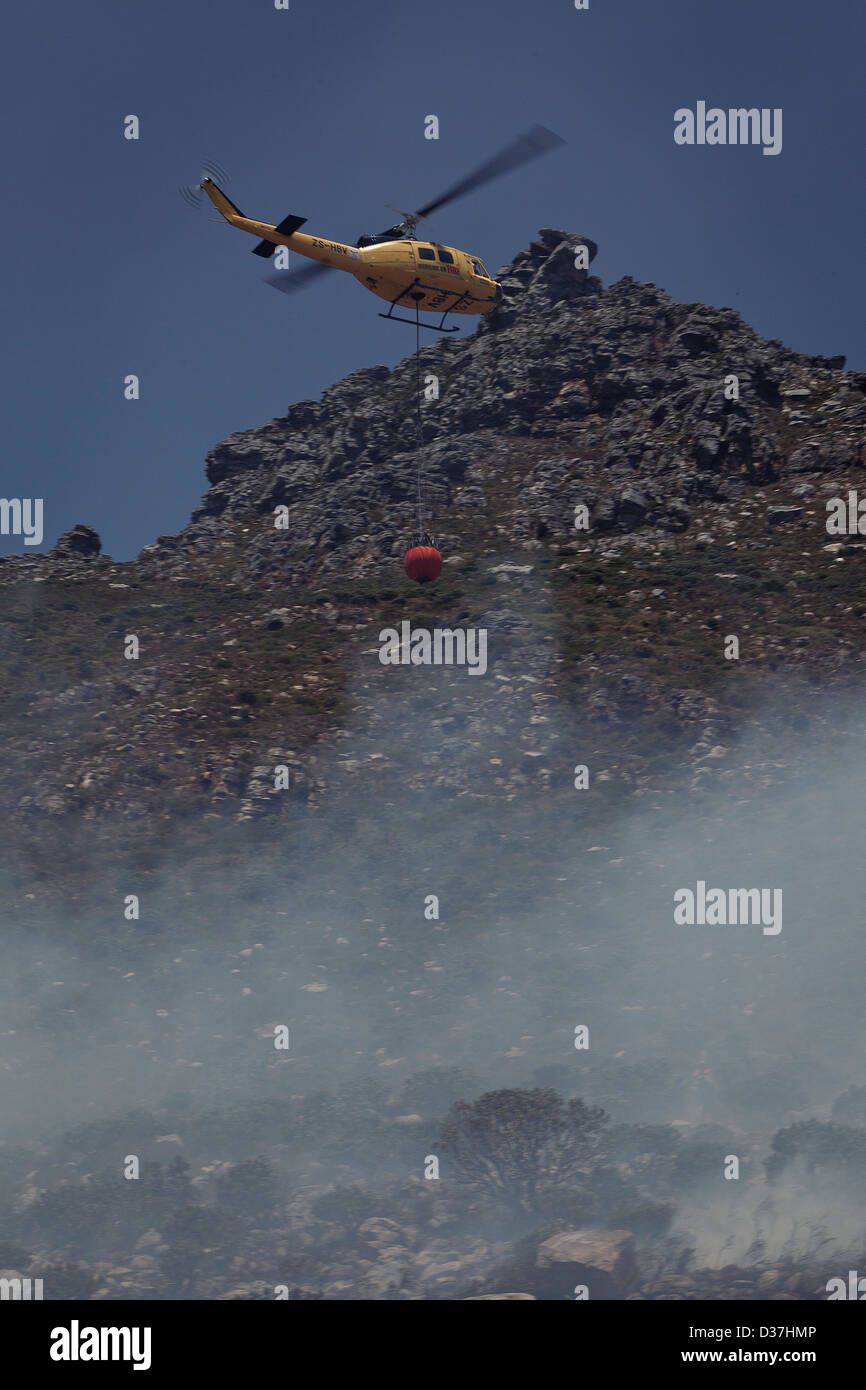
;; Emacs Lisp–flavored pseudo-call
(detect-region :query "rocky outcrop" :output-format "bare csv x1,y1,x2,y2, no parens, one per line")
52,524,102,558
75,232,855,589
3,228,864,597
535,1228,637,1298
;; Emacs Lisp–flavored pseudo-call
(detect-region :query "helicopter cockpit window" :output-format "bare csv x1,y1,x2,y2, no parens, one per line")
471,258,490,278
437,249,454,264
417,247,435,260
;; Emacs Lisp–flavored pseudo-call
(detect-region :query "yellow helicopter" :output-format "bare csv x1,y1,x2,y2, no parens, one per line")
197,126,564,333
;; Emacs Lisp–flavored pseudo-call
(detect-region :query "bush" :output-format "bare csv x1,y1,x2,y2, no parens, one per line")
215,1158,281,1218
766,1119,866,1190
439,1088,608,1213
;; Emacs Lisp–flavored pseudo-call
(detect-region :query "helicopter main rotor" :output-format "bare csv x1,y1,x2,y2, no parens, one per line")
372,124,564,241
267,123,565,294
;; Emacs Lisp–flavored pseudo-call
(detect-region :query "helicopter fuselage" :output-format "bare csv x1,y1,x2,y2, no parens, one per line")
201,179,500,317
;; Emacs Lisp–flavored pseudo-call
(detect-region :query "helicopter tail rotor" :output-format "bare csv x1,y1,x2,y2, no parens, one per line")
179,158,232,210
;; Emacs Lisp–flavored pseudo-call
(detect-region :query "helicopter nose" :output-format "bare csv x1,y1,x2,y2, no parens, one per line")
495,281,503,301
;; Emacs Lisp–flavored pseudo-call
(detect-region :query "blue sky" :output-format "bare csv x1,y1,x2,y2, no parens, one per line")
3,0,863,558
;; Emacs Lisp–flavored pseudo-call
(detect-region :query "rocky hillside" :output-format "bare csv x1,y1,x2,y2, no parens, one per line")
1,227,865,861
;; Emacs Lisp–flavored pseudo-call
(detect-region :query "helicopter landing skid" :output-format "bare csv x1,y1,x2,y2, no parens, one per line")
378,278,490,333
379,310,460,334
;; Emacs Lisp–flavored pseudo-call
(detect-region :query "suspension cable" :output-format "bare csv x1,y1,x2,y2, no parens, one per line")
415,303,425,536
417,301,422,533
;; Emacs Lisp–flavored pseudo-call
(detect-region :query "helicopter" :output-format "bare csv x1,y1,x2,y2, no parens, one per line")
199,125,564,333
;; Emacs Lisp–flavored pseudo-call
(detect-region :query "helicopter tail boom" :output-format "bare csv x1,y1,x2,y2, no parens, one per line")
200,177,354,270
200,177,305,248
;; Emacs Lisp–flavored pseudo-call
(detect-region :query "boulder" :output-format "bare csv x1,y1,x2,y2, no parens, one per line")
618,487,651,526
591,494,618,530
535,1229,636,1298
767,506,804,526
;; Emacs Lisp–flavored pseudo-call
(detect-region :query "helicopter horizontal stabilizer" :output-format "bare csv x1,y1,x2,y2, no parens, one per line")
251,213,308,257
